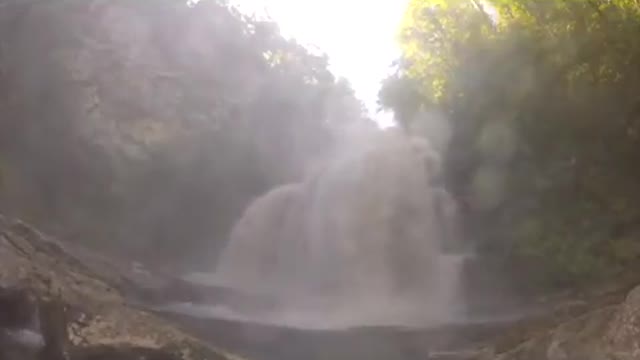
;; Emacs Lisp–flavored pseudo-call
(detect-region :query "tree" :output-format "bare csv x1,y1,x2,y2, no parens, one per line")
381,0,640,287
0,0,369,268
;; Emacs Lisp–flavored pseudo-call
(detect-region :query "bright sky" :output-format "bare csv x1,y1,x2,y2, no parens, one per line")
230,0,408,127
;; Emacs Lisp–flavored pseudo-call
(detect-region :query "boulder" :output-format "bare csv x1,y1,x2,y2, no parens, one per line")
0,215,243,360
488,283,640,359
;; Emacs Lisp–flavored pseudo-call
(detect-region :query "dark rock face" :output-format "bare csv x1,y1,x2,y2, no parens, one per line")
0,286,44,360
0,286,38,330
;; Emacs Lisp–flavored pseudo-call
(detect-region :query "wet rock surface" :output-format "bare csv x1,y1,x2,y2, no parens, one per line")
483,283,640,360
0,215,241,360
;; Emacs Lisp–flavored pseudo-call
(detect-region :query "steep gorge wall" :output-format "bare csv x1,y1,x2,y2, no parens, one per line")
0,0,357,265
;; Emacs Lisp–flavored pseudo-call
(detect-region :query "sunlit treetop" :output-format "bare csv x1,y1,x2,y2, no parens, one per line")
383,0,640,284
394,0,640,111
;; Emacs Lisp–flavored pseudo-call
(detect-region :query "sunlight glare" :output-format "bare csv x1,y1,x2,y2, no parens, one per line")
230,0,408,128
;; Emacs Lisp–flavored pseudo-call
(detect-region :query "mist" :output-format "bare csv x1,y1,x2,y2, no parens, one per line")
163,127,467,330
5,0,638,359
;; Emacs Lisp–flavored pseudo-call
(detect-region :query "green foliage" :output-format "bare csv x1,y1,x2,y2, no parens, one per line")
0,0,367,267
382,0,640,287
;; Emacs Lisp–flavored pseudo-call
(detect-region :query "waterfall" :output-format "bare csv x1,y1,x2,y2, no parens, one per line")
180,130,466,329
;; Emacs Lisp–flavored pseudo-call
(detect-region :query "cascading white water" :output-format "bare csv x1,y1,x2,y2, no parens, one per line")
179,130,466,329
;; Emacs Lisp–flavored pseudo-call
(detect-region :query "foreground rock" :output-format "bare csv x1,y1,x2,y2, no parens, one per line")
478,283,640,360
0,215,242,360
4,212,640,360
